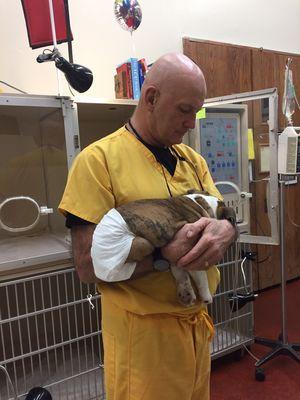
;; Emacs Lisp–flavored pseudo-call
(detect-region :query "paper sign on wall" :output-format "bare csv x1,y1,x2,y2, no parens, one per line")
196,108,206,119
248,129,255,160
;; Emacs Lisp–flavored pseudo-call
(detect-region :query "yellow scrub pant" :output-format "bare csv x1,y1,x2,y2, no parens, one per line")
101,298,214,400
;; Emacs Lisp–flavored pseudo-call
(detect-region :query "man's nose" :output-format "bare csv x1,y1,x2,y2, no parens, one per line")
183,116,196,130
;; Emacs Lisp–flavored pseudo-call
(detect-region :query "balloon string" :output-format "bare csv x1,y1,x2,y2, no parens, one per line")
131,32,136,58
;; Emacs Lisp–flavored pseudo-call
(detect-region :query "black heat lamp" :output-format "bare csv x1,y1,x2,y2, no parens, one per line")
37,48,93,93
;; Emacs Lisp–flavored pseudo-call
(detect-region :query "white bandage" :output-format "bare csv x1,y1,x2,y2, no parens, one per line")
91,208,137,282
184,193,219,217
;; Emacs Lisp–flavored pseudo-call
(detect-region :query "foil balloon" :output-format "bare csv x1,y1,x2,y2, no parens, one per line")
114,0,142,33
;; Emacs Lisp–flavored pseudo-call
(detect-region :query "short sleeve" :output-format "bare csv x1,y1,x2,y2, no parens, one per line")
58,146,115,224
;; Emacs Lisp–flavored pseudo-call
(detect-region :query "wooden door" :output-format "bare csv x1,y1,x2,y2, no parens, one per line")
183,37,300,289
182,38,252,97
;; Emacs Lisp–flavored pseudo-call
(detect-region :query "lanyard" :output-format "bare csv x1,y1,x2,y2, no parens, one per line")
127,120,204,194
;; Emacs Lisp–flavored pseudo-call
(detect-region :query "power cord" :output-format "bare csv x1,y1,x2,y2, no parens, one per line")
228,248,261,363
287,183,300,228
0,365,17,400
0,80,27,94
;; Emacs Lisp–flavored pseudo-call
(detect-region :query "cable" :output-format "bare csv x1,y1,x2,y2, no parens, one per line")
228,242,261,363
287,183,300,228
257,254,271,264
68,83,75,96
0,80,27,94
214,243,260,363
0,365,17,400
240,257,248,292
295,93,300,111
241,342,260,362
250,177,270,183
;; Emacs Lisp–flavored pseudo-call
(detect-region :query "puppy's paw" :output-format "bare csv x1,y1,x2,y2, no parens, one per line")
200,292,213,304
177,283,197,307
197,285,213,304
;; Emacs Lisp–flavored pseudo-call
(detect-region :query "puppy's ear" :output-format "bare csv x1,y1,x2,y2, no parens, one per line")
194,196,214,218
216,203,236,221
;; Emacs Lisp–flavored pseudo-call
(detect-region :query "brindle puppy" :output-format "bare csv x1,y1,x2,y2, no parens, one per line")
117,192,236,306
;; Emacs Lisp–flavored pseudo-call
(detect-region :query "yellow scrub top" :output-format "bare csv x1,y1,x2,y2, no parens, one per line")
59,126,221,315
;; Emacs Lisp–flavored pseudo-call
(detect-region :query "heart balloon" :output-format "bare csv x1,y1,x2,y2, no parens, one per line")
114,0,142,33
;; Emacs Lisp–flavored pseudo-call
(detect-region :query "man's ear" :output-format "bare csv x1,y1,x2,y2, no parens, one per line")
144,86,159,110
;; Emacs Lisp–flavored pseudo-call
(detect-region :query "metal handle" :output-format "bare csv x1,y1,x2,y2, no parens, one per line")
0,196,53,233
214,181,252,200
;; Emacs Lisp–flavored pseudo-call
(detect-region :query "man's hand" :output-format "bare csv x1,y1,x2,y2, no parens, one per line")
160,223,200,264
161,218,237,271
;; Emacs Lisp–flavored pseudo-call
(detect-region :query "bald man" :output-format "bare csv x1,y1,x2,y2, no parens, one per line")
59,53,236,400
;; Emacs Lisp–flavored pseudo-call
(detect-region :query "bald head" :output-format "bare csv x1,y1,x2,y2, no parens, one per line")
142,53,206,98
131,52,207,147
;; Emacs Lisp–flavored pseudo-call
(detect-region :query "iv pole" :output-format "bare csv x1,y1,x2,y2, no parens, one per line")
254,59,300,381
254,178,300,380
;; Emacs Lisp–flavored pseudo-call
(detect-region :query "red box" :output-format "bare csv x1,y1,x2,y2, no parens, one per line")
21,0,73,49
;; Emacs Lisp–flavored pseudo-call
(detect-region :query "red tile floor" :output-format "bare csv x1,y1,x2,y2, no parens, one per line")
211,279,300,400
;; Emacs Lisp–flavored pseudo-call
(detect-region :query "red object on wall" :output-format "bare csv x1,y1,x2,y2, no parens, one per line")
21,0,73,49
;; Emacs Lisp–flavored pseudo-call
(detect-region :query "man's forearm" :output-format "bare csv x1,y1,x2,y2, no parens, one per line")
88,255,154,282
71,225,98,283
73,254,154,283
72,224,156,283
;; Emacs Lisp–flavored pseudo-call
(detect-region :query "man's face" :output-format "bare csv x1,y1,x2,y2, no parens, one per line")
150,75,205,147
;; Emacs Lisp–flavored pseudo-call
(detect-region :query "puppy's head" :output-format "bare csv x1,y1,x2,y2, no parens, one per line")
185,191,236,222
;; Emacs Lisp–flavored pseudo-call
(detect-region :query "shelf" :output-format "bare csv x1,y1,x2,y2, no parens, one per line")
0,232,72,272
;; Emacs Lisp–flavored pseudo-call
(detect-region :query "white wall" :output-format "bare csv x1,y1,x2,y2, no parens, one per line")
0,0,300,99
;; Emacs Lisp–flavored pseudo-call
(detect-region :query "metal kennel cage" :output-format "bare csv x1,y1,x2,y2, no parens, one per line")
0,267,104,400
209,242,254,359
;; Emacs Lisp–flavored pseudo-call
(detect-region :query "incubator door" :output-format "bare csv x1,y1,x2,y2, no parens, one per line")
0,97,71,277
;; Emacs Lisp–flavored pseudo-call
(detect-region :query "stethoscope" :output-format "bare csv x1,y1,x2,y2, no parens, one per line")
127,119,204,196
